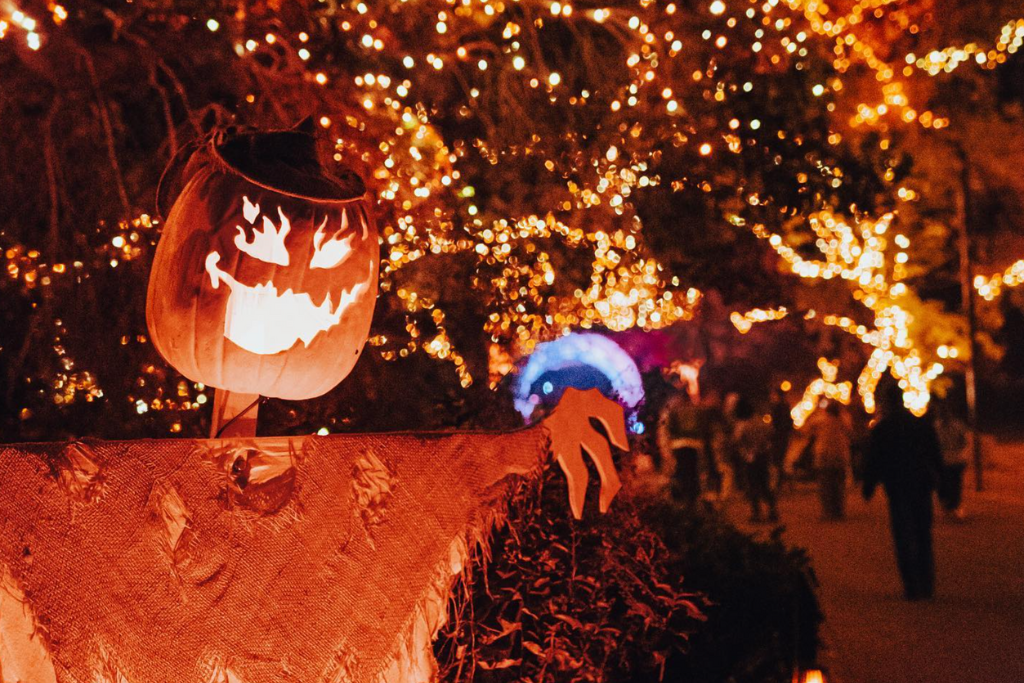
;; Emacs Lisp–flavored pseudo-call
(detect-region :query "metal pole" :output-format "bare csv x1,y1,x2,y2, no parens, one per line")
955,144,983,492
211,389,260,439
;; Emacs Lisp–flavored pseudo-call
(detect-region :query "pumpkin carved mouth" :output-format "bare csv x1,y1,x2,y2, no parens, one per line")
205,251,370,355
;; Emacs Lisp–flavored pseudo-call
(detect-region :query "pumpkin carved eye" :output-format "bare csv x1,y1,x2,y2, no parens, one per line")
234,196,292,266
310,212,356,270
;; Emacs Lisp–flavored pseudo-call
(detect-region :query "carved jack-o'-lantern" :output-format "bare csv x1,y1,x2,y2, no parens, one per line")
147,126,378,402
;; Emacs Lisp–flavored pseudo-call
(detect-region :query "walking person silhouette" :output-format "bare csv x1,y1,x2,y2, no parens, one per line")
862,381,943,601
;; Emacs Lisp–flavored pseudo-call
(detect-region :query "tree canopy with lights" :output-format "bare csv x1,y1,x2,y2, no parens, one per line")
2,0,1022,438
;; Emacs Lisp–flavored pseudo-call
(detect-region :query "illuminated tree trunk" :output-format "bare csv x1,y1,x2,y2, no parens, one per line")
955,144,984,492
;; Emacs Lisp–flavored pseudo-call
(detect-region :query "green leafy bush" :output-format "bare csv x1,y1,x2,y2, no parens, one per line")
436,469,705,683
643,502,822,683
437,467,821,683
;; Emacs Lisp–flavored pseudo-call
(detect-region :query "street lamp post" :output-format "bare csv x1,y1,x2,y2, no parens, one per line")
955,144,983,492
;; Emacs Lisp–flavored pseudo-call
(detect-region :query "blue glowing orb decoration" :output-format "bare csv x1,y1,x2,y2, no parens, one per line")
514,333,644,424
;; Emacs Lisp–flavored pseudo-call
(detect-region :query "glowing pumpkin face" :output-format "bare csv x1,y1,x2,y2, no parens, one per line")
146,131,379,400
202,195,373,356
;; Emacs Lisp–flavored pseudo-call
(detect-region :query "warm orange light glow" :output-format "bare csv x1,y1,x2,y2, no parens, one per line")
205,251,370,356
731,307,788,333
311,211,365,270
202,198,374,356
752,211,942,416
235,197,291,266
797,670,827,683
792,358,852,428
669,360,702,402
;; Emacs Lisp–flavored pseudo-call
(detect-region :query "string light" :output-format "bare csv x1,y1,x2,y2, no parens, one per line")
975,260,1024,301
5,0,1016,433
731,307,788,334
791,358,852,428
752,211,943,416
0,5,41,50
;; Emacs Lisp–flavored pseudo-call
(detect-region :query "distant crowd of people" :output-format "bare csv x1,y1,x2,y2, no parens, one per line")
655,375,971,601
655,383,791,522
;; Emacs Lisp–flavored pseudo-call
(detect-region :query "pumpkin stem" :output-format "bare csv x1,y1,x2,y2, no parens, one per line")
211,390,261,438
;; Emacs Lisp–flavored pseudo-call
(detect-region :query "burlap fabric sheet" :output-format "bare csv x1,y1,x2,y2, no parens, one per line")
0,426,550,683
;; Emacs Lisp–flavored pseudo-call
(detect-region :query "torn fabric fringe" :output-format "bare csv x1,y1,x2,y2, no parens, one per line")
370,460,546,683
0,428,551,683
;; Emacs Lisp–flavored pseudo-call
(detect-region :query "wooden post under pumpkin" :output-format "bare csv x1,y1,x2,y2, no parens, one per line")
211,390,260,439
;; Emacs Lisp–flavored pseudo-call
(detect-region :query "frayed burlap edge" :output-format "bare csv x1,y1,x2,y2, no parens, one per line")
368,429,552,683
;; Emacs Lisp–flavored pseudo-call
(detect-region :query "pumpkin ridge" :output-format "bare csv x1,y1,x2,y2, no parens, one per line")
278,218,315,397
214,252,231,391
189,248,202,384
264,256,291,397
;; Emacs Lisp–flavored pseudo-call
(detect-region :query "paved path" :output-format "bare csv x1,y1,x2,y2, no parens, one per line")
727,440,1024,683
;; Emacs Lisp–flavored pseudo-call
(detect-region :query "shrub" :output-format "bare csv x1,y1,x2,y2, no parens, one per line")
643,501,822,683
436,468,705,683
437,466,821,683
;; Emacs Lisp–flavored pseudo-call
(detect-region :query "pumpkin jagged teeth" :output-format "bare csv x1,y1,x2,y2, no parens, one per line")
319,292,333,312
206,252,224,288
204,249,371,355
